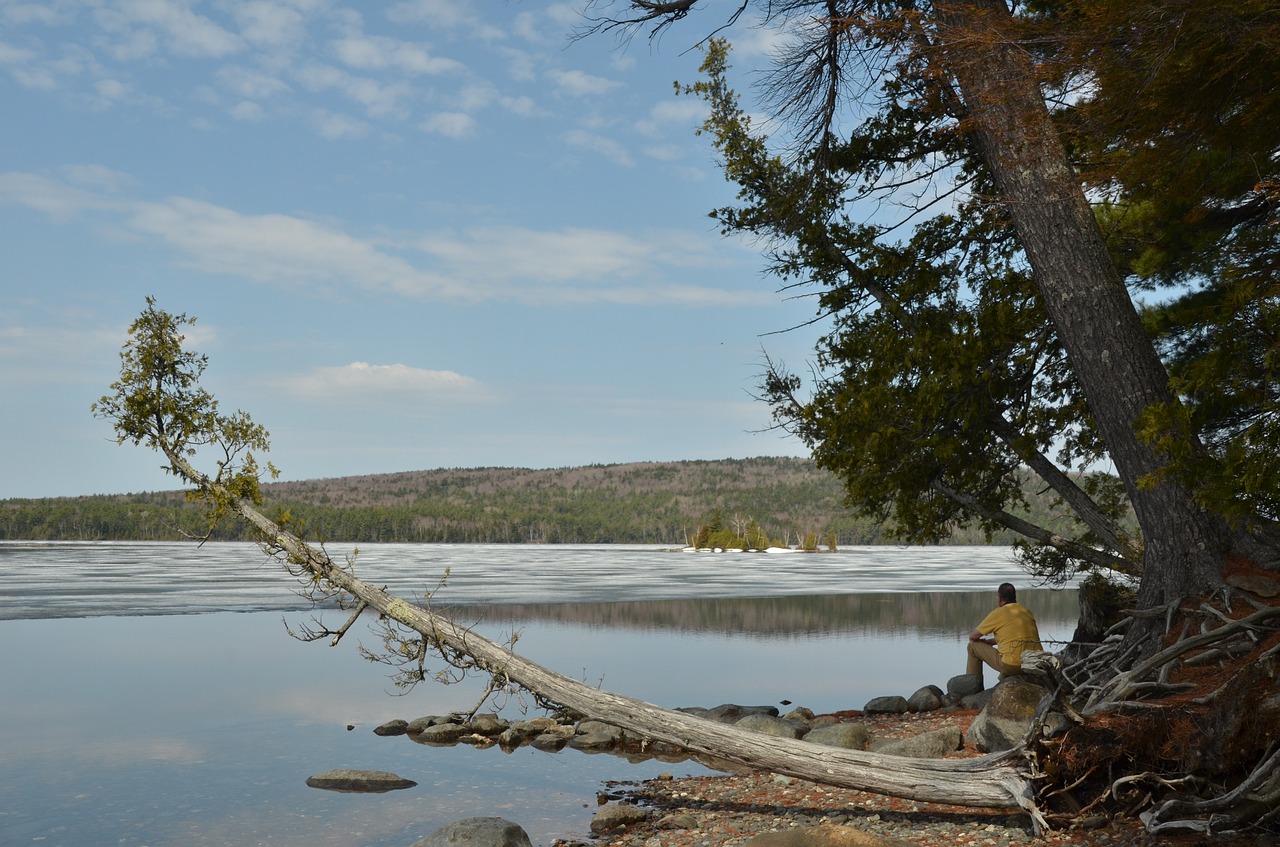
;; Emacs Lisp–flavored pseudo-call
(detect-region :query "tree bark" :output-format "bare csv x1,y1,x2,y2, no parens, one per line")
932,0,1231,608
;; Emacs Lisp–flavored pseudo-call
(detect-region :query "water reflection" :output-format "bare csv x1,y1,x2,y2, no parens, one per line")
444,587,1077,640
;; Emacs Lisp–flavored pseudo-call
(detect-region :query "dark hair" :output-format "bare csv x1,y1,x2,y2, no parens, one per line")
998,583,1017,603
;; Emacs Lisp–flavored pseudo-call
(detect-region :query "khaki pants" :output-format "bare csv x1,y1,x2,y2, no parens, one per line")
967,640,1020,681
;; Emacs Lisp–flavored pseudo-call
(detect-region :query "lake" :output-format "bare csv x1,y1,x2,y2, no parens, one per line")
0,542,1079,846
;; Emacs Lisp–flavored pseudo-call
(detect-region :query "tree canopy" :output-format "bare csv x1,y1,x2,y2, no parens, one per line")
598,0,1280,606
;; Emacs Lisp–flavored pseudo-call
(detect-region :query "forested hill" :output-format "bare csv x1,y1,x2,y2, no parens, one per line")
0,457,1062,545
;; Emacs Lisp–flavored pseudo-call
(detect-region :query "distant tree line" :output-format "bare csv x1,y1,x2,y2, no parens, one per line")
0,457,1111,545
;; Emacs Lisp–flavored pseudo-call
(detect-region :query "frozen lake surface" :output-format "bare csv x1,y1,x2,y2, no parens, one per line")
0,542,1078,846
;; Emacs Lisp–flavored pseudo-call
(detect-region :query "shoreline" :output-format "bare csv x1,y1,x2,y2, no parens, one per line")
559,710,1273,847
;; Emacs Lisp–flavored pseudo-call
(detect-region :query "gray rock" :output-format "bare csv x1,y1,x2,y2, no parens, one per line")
863,695,909,714
744,823,916,847
803,723,871,750
946,673,984,699
907,685,944,713
590,803,651,834
411,816,532,847
656,813,700,830
960,689,993,710
407,715,458,733
1226,572,1280,598
498,717,559,746
968,678,1050,753
373,719,409,736
305,768,416,793
527,725,574,752
413,723,473,744
871,726,962,758
576,719,623,738
569,730,622,751
704,703,779,723
783,706,816,723
734,713,807,738
469,713,510,736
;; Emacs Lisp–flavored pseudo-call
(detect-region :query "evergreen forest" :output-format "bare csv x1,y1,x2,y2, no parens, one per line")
0,457,1098,546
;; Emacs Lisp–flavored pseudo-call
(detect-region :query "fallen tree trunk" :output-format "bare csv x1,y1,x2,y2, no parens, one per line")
166,449,1042,822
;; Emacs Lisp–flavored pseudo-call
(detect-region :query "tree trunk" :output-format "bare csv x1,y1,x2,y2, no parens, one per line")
932,0,1231,608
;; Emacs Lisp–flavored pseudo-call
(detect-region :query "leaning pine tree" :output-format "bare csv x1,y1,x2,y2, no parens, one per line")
578,0,1280,833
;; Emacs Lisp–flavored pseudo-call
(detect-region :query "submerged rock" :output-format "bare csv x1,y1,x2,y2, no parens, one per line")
411,816,532,847
305,768,416,793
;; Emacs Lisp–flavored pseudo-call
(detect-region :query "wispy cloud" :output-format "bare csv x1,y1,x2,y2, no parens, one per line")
95,0,242,59
0,170,765,307
284,362,488,403
547,68,621,97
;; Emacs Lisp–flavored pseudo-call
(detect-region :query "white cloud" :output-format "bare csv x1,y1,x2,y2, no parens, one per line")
420,111,474,138
230,99,264,120
0,171,116,220
311,109,369,138
564,128,633,167
294,62,413,118
285,362,487,403
217,65,291,100
60,164,135,192
0,41,40,65
230,0,310,49
547,68,620,97
1,171,765,307
96,0,242,59
635,97,705,138
331,34,463,75
386,0,486,33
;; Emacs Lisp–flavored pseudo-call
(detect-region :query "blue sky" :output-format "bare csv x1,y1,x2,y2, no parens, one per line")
0,0,823,499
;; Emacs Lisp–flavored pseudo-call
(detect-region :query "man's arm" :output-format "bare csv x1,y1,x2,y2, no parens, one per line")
969,628,993,643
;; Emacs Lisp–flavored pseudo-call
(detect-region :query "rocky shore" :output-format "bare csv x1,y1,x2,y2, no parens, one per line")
340,679,1276,847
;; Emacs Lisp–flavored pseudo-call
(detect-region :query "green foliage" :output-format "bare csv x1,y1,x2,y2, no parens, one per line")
90,297,277,532
685,39,1121,576
0,462,1115,546
675,0,1280,583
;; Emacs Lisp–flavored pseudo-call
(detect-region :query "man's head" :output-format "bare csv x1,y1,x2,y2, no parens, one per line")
997,583,1017,604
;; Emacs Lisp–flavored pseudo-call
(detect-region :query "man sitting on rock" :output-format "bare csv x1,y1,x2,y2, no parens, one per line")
966,582,1043,687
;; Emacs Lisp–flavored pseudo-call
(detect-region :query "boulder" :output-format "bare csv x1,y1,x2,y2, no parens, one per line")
411,816,532,847
305,768,416,793
744,823,916,847
590,803,651,834
871,726,962,758
968,678,1050,753
735,713,807,739
413,723,473,744
498,717,559,747
569,723,624,751
946,673,984,700
704,704,779,724
469,713,510,736
373,719,409,736
804,723,871,750
863,695,909,714
907,685,944,713
407,715,459,733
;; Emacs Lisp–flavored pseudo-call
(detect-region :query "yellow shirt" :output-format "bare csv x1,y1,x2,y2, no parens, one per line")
976,602,1043,667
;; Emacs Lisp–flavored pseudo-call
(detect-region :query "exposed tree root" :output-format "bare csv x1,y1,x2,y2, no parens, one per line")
1028,575,1280,837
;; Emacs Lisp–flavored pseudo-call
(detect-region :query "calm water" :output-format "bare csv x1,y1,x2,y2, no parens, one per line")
0,542,1079,847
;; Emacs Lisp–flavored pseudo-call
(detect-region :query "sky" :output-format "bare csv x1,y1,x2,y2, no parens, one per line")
0,0,825,499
